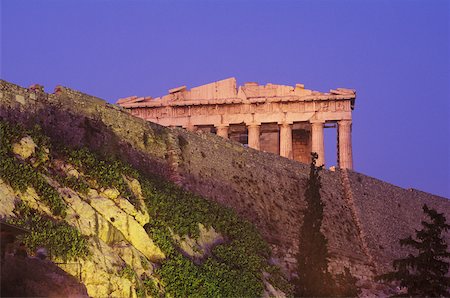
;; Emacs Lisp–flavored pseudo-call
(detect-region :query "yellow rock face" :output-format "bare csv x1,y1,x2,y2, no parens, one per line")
12,136,36,159
101,188,120,200
59,238,137,298
19,186,53,217
123,177,151,225
113,241,154,279
88,193,165,261
0,179,16,217
61,188,114,243
57,186,157,297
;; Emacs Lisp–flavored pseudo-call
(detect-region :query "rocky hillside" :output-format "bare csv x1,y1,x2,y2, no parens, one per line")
0,86,288,297
0,80,449,297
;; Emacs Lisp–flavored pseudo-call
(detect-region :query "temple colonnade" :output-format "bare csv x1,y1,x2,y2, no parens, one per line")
117,78,356,170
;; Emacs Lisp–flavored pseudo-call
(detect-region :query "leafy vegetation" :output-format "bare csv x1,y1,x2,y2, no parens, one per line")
60,175,90,195
8,202,89,261
0,119,66,216
141,174,277,296
118,264,136,281
137,275,161,298
66,148,140,207
377,204,450,297
130,173,273,297
0,118,288,297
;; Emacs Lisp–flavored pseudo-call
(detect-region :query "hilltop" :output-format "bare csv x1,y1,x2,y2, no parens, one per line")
0,80,449,297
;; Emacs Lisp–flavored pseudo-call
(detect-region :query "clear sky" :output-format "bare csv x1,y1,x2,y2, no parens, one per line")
1,0,449,198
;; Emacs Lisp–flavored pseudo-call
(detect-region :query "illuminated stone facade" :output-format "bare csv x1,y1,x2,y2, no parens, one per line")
117,78,356,169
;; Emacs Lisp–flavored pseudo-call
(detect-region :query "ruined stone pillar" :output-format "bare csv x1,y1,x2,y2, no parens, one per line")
279,122,293,159
247,123,261,150
338,119,353,170
311,121,325,166
215,124,229,139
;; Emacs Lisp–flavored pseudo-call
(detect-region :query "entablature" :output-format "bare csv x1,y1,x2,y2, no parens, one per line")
117,77,356,110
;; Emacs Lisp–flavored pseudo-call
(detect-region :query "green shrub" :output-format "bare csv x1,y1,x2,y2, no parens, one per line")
0,119,289,296
66,148,140,207
8,202,89,261
118,264,136,281
142,175,271,297
0,119,66,216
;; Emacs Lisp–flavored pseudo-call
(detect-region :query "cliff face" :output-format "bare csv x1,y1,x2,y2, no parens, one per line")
0,80,449,296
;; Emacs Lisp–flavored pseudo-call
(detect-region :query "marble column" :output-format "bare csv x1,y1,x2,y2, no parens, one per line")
215,124,229,139
247,123,261,150
338,119,353,170
311,121,325,166
186,123,196,132
279,122,293,159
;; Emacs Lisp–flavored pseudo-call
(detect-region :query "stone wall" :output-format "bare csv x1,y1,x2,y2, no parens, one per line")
0,80,171,181
348,171,450,273
172,128,375,280
1,80,449,292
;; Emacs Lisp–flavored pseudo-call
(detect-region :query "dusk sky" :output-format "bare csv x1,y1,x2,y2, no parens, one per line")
1,0,449,198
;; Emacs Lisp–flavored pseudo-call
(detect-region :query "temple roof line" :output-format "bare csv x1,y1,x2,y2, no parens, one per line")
116,77,356,108
119,94,356,108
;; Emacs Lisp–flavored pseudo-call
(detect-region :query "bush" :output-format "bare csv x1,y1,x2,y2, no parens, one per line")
8,202,89,261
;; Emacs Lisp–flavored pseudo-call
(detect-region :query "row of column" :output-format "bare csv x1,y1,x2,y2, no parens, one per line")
211,120,353,170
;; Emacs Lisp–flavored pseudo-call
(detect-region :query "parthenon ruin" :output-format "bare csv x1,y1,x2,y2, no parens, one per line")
117,78,356,169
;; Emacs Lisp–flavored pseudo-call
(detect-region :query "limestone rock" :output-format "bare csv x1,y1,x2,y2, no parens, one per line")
101,188,120,200
262,271,287,298
88,193,164,261
263,280,286,298
53,159,81,178
100,185,149,226
123,177,150,225
19,186,53,217
0,179,17,218
173,223,224,262
60,187,123,244
58,238,136,298
12,136,36,159
113,241,154,278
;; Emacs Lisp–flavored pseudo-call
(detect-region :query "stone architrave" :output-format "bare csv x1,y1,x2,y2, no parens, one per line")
116,78,356,167
338,120,353,170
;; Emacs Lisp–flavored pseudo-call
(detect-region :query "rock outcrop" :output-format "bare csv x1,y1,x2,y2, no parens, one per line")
0,80,449,297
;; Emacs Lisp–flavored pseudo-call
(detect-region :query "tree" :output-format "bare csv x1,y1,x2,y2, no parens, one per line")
295,153,359,297
334,267,360,297
378,204,450,297
295,152,332,297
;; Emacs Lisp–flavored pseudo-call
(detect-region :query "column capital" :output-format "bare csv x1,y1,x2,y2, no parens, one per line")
278,121,293,126
310,120,326,125
246,122,261,128
338,119,352,126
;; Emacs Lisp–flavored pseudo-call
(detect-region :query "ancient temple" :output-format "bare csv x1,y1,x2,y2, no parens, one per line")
116,78,356,169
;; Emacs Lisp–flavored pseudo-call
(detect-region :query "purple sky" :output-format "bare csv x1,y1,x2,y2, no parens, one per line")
1,0,449,198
